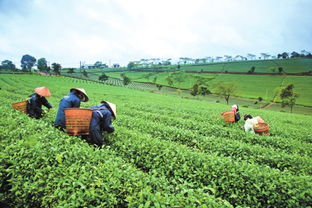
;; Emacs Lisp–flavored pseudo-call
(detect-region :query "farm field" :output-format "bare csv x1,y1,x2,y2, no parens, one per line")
103,71,312,107
0,74,312,207
180,58,312,73
85,58,312,73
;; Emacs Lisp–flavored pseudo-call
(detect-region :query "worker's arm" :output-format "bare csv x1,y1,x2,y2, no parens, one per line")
90,125,105,146
41,97,52,109
102,111,115,133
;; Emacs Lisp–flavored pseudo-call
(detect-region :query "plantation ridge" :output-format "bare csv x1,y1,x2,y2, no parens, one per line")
61,58,312,115
0,74,311,207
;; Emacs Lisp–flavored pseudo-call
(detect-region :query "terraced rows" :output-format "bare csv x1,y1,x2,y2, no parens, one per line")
1,74,311,207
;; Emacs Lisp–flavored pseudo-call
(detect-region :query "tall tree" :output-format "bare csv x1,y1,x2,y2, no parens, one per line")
248,66,256,73
290,51,300,58
37,58,48,72
165,76,173,86
281,52,289,59
280,84,299,113
21,54,36,71
127,61,135,69
190,83,199,96
214,82,237,105
51,63,61,75
122,76,131,85
1,60,16,70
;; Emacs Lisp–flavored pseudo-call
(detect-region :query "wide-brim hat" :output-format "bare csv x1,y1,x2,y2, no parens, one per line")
101,100,117,119
70,88,89,102
35,87,51,97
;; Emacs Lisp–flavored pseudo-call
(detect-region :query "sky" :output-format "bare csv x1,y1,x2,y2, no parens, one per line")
0,0,311,68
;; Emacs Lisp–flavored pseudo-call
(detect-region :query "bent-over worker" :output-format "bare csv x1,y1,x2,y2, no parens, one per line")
243,114,264,134
84,101,116,146
231,104,241,122
27,87,52,119
54,88,88,130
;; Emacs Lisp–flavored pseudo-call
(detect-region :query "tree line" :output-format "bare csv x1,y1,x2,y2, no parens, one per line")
127,50,312,70
0,54,62,75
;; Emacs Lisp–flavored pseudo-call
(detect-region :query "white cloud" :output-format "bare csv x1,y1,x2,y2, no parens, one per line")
0,0,311,67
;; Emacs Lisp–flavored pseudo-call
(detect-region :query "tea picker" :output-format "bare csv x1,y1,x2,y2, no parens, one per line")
82,101,116,146
221,104,241,123
243,114,269,135
54,88,89,130
26,87,52,119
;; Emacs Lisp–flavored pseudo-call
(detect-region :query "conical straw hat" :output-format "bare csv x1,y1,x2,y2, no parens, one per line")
101,100,117,119
34,87,51,97
70,88,89,102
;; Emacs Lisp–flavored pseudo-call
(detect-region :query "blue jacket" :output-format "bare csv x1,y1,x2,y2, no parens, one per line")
54,92,81,128
235,112,241,122
88,103,115,146
27,93,52,119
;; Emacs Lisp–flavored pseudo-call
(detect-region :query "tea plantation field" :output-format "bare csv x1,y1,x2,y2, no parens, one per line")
0,74,312,207
103,71,312,106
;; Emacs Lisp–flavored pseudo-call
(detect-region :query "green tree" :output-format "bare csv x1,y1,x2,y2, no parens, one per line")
190,83,199,96
214,82,237,105
82,70,88,77
127,62,135,70
67,68,75,73
280,84,299,113
94,61,102,68
1,60,16,71
198,85,211,96
37,58,48,72
165,76,173,86
122,76,131,85
156,84,162,90
21,54,36,71
191,83,211,96
248,66,255,73
51,63,61,75
257,97,263,108
99,73,109,81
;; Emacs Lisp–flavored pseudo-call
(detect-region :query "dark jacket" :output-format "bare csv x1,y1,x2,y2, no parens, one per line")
27,93,52,119
235,111,241,122
87,103,115,146
54,92,81,128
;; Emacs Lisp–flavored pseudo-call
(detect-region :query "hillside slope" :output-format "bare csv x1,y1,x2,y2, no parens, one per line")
1,74,311,207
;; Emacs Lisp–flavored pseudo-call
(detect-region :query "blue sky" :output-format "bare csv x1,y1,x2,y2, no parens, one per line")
0,0,311,67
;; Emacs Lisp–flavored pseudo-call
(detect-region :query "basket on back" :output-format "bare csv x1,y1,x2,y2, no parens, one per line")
12,101,28,114
64,108,92,136
222,110,235,123
253,123,270,135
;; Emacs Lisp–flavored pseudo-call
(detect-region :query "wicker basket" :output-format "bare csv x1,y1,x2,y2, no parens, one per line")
12,100,28,114
222,110,235,123
64,108,93,136
254,123,270,135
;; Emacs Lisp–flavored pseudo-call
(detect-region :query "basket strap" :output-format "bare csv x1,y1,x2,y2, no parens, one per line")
96,110,104,118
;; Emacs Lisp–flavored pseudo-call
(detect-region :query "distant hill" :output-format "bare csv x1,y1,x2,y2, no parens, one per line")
84,58,312,74
180,58,312,73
